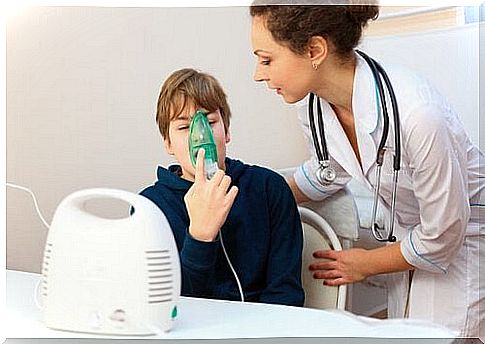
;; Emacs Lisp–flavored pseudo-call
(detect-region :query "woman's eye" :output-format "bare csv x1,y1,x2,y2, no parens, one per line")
261,59,271,65
178,126,189,130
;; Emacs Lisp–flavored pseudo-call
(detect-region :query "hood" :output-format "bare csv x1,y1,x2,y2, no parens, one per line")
155,157,248,191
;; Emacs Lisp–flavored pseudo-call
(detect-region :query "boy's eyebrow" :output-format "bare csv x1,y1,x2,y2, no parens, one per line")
173,115,190,121
173,109,210,121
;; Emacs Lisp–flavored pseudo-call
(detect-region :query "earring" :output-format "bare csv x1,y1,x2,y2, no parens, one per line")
312,62,319,70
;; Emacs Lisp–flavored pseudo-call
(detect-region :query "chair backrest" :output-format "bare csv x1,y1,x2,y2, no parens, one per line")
299,206,347,310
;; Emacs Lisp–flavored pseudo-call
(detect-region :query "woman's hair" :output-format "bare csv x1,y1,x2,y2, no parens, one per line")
250,1,379,58
156,68,232,141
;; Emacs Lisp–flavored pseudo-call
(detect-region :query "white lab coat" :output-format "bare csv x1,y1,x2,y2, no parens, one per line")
293,54,484,337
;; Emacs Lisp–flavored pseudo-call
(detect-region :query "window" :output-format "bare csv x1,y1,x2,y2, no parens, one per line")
365,5,483,37
464,4,485,23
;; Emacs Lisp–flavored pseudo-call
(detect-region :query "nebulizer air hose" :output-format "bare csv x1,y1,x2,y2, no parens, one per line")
188,110,244,302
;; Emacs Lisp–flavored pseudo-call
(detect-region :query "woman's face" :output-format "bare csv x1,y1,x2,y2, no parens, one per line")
251,15,314,104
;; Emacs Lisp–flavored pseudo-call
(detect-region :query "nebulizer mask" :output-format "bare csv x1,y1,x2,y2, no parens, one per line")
188,110,218,179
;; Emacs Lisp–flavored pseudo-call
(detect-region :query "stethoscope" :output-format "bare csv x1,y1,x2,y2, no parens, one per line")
308,50,400,243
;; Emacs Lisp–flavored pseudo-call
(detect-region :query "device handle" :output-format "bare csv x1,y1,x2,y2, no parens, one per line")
60,188,149,219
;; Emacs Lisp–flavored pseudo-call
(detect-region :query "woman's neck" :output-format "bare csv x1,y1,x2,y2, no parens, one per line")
312,52,356,114
314,52,362,167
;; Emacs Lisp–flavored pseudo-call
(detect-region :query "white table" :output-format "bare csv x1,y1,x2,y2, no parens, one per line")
5,270,455,340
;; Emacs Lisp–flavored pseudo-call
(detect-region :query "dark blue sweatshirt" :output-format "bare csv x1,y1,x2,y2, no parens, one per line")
139,158,304,307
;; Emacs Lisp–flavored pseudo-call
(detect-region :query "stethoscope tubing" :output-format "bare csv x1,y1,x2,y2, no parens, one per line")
356,51,390,164
374,59,402,171
357,50,400,242
308,50,401,242
308,93,329,163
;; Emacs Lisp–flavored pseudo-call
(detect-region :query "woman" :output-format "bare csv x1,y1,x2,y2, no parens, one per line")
250,3,484,337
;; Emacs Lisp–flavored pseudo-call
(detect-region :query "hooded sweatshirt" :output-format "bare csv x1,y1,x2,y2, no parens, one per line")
139,158,304,307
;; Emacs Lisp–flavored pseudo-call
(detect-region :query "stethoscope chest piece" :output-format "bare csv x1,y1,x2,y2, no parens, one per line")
316,161,336,185
308,92,337,186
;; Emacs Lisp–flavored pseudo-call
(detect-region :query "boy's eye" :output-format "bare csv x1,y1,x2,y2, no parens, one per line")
261,59,271,65
178,125,189,130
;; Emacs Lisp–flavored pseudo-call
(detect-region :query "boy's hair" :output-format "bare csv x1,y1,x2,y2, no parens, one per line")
156,68,232,141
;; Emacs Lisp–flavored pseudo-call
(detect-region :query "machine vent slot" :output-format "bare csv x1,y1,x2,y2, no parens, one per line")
146,249,173,303
41,242,53,297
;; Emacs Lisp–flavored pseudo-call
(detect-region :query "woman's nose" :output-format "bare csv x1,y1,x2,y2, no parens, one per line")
253,65,266,82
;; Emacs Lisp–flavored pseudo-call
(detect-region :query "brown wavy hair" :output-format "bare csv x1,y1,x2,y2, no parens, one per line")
156,68,232,141
250,1,379,58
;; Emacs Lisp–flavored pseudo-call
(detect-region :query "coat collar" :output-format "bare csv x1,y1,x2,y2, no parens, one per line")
353,53,380,135
352,53,380,180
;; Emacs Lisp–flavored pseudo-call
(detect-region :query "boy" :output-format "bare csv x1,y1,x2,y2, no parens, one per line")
139,68,304,306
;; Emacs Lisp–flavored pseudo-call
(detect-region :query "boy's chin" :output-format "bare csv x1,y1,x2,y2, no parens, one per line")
180,172,196,182
217,157,226,171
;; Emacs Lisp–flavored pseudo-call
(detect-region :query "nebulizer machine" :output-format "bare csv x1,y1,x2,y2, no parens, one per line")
5,182,182,336
40,188,181,335
8,188,182,333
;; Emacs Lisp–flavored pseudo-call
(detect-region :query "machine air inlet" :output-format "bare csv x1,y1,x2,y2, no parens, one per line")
146,249,173,303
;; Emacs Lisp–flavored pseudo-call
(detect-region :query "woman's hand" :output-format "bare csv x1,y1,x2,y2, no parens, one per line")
309,248,372,286
309,243,413,286
184,149,239,242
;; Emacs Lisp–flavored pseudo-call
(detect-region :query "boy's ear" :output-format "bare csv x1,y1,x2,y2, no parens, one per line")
164,138,174,155
225,128,231,144
307,35,328,66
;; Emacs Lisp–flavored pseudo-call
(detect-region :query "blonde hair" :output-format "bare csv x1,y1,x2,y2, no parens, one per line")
156,68,232,141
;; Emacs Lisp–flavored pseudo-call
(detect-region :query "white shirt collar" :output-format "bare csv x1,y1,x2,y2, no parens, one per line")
352,52,381,134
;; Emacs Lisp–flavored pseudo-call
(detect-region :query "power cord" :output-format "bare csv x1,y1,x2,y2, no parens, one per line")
6,182,50,229
7,182,50,310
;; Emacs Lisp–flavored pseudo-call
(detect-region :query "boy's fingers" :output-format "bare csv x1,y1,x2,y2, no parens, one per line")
219,175,232,193
225,186,239,205
194,148,206,183
210,169,225,186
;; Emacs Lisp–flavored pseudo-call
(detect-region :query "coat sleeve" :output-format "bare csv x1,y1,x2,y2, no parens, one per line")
258,172,305,306
400,102,470,273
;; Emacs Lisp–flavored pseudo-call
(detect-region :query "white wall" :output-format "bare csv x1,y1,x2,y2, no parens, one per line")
6,7,482,272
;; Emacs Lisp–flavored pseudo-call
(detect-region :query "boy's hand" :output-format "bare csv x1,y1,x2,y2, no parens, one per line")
184,149,239,242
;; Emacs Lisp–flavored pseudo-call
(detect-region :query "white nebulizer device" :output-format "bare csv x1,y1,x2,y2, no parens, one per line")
41,188,181,335
8,183,181,336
